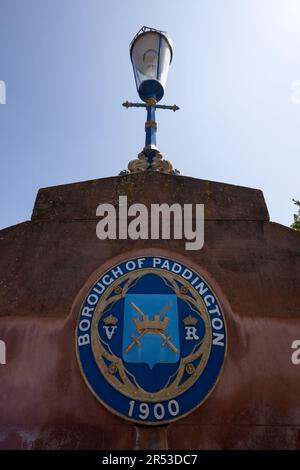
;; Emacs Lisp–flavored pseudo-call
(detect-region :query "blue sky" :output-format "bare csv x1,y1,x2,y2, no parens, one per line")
0,0,299,229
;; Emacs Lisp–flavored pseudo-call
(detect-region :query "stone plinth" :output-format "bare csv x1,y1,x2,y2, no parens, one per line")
0,172,299,449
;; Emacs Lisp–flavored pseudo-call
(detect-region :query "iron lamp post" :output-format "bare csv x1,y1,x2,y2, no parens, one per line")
122,26,179,174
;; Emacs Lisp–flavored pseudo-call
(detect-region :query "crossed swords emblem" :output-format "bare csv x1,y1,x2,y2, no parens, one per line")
124,301,178,355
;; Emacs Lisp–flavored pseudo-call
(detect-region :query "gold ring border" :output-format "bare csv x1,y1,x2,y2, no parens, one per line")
91,268,212,401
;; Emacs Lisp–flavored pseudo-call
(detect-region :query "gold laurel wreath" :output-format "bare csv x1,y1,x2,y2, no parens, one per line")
91,268,212,402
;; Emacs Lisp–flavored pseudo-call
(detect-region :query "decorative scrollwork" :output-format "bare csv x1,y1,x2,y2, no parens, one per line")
126,151,177,175
152,153,174,174
127,152,149,173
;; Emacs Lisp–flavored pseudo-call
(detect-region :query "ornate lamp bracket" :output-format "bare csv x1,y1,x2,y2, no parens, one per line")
120,98,180,175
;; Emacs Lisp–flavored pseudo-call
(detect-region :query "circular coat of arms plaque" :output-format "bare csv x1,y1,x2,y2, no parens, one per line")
75,254,227,425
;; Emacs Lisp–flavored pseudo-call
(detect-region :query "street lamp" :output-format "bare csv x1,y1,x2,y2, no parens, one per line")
122,26,179,174
130,27,173,103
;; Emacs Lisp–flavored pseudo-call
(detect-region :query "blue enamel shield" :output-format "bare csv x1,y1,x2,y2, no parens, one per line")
122,294,180,369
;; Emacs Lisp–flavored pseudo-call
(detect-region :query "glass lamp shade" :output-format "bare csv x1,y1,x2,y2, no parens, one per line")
130,28,173,103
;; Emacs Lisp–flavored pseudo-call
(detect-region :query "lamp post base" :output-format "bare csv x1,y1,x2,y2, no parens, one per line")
121,147,179,175
120,98,180,175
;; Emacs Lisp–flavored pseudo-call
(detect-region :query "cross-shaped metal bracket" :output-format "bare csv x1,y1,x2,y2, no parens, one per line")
121,98,180,175
122,101,180,112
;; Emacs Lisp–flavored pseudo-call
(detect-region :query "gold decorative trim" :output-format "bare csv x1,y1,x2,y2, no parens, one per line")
127,150,174,174
127,152,149,173
152,153,174,174
145,97,157,107
145,120,157,130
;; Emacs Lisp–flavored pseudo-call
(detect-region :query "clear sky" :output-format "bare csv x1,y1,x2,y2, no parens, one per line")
0,0,299,229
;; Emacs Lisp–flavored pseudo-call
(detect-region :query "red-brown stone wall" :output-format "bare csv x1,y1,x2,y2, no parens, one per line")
0,173,299,449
